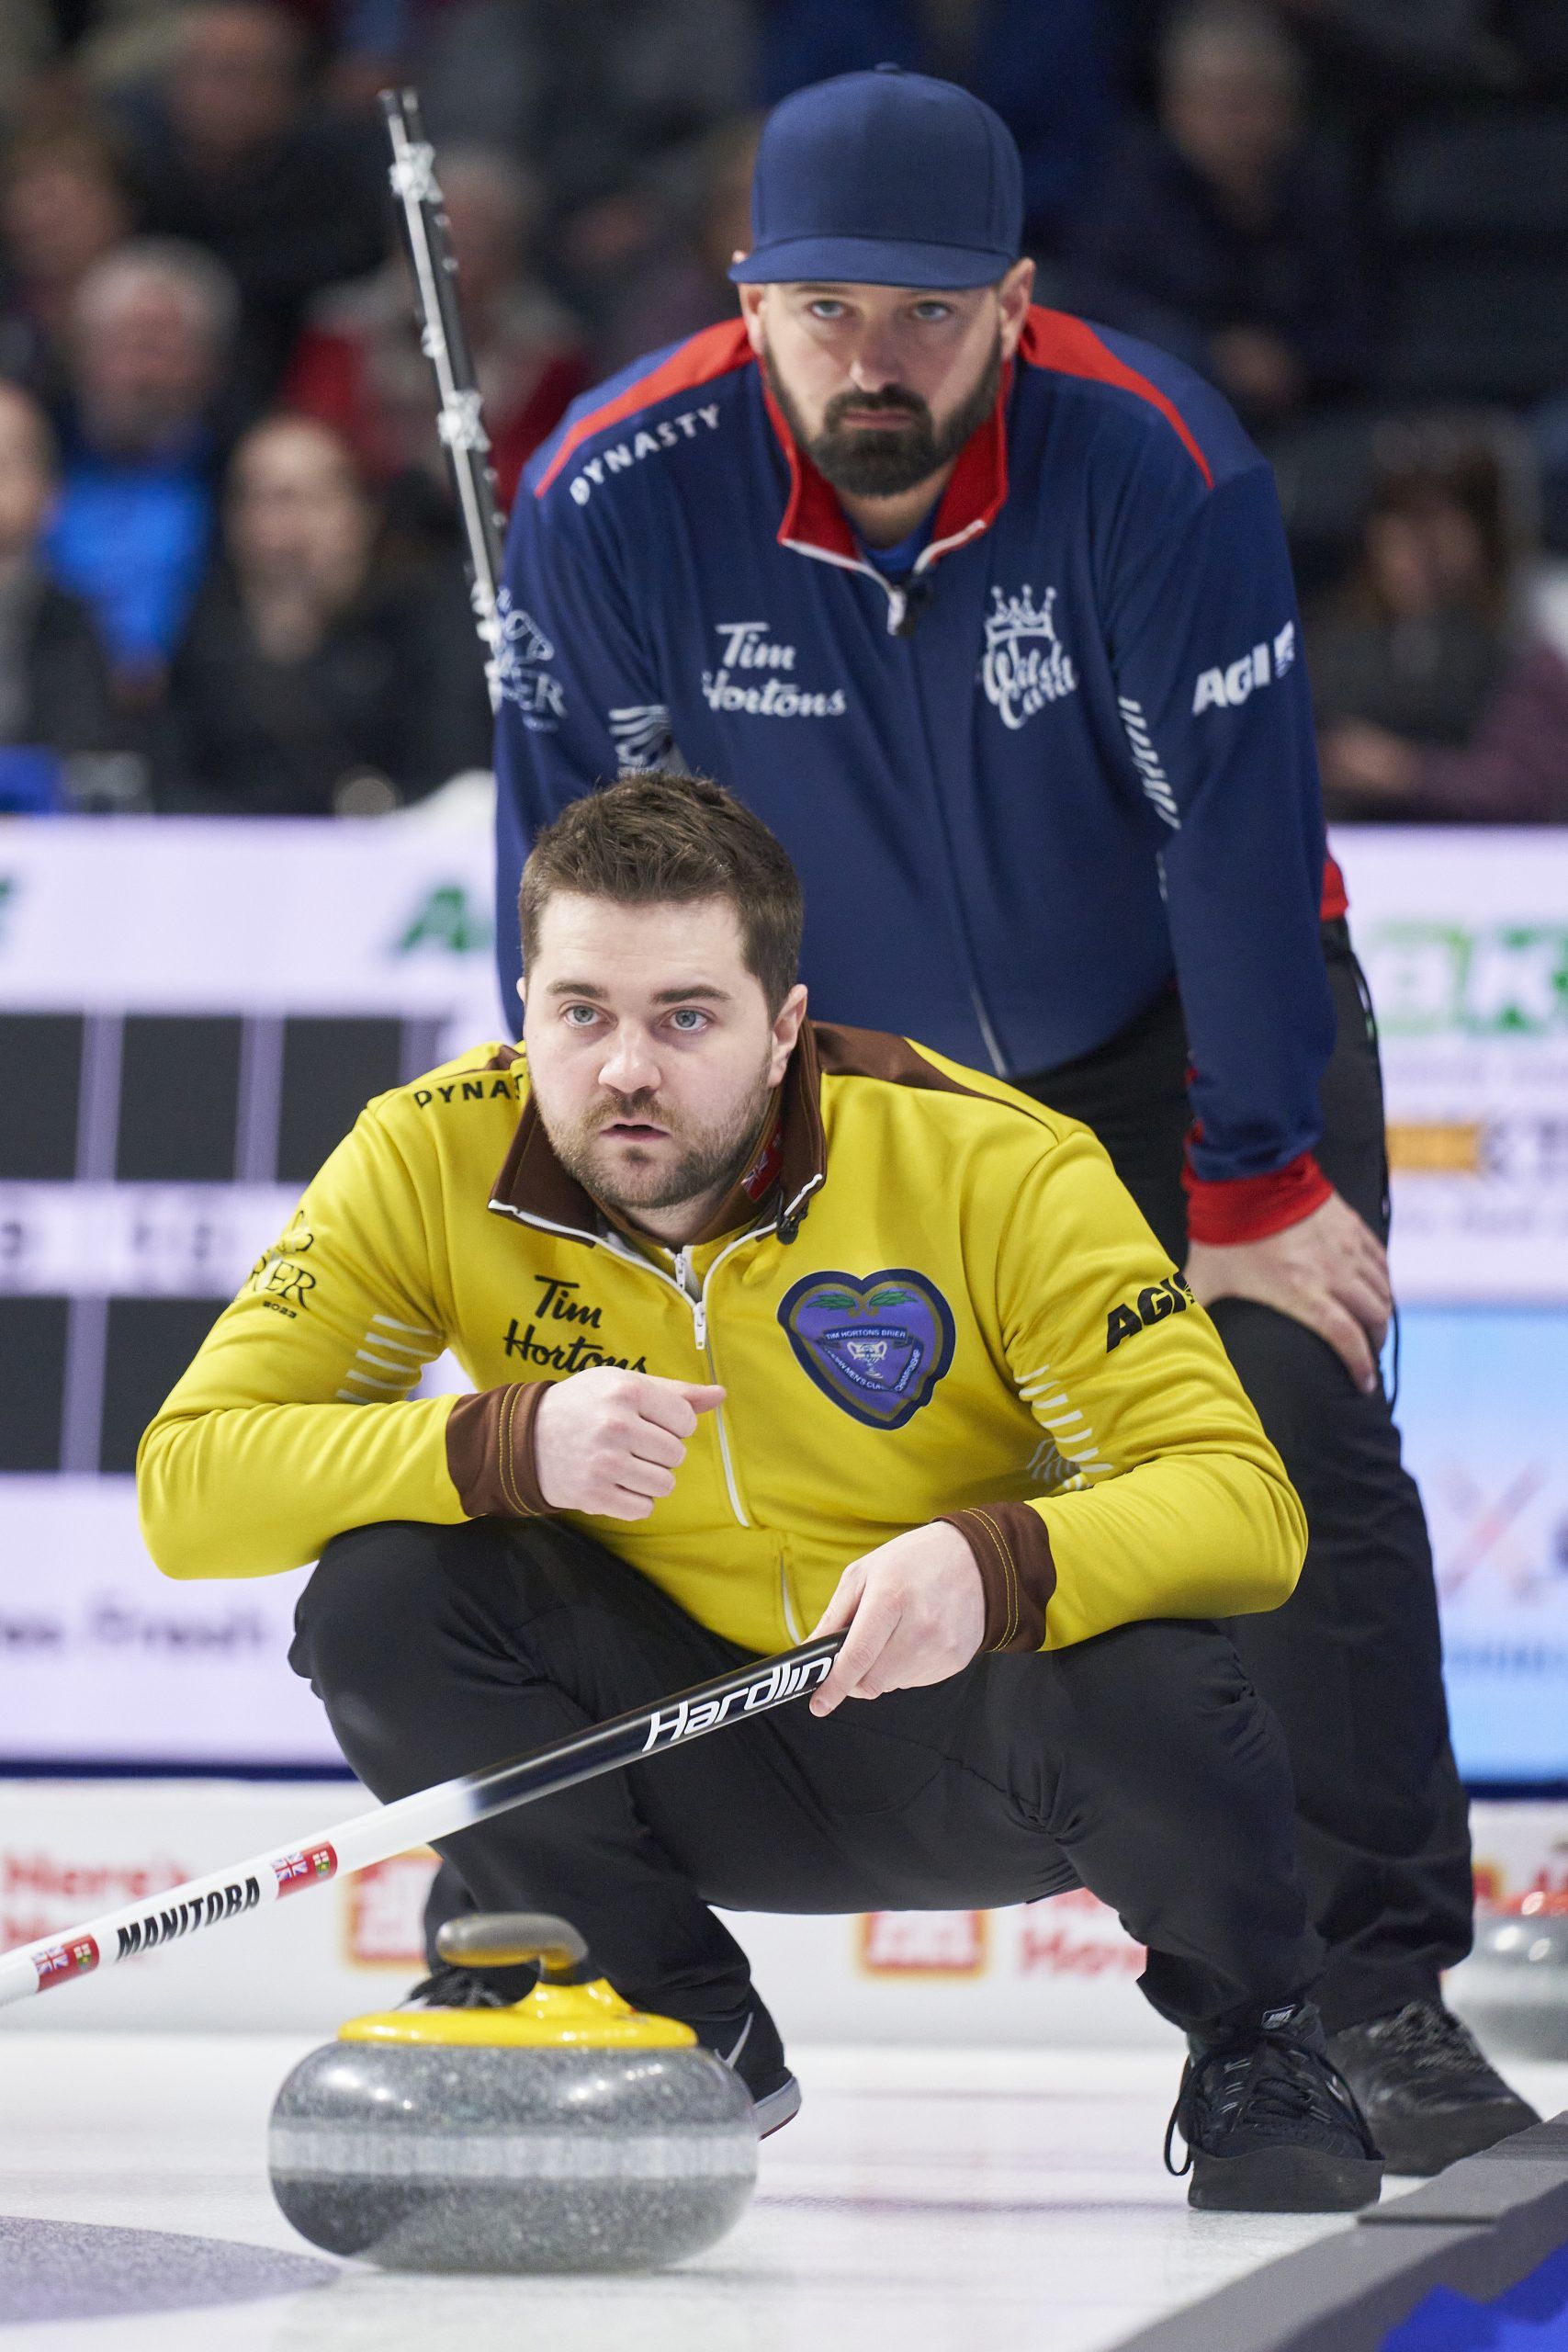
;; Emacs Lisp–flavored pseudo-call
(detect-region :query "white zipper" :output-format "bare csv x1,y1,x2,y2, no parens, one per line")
491,1201,769,1532
782,514,987,635
674,1246,708,1350
674,1241,750,1529
782,535,908,634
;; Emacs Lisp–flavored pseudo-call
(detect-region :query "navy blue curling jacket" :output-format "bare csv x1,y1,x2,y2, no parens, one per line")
494,308,1346,1239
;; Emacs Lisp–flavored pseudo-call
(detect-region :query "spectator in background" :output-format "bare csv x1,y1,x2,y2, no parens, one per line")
1270,0,1568,119
757,0,1115,258
1312,419,1568,821
114,1,388,417
286,144,588,511
419,0,755,239
0,379,119,810
1064,3,1372,430
0,121,134,406
0,1,242,106
592,115,759,376
45,237,234,697
153,413,491,813
1533,389,1568,553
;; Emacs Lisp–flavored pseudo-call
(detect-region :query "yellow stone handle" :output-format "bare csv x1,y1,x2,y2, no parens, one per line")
436,1911,589,1981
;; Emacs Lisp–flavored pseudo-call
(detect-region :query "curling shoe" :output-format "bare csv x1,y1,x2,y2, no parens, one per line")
1167,2000,1383,2212
687,1994,801,2138
1326,2000,1539,2176
401,1961,534,2008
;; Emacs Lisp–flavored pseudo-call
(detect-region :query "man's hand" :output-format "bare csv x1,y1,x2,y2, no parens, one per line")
1186,1188,1392,1394
807,1521,986,1717
533,1369,724,1519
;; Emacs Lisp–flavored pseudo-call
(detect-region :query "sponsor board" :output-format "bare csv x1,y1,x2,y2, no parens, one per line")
860,1910,989,1977
1334,828,1568,1304
0,1481,340,1765
343,1850,439,1968
0,809,500,1022
0,1783,1556,2042
1395,1306,1568,1780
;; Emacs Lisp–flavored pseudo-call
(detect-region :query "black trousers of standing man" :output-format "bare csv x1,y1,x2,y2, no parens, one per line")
290,1515,1325,2042
1018,920,1472,2033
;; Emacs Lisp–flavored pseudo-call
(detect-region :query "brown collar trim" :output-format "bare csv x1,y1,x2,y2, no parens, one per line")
487,1024,829,1244
489,1085,604,1240
775,1020,826,1225
688,1097,783,1247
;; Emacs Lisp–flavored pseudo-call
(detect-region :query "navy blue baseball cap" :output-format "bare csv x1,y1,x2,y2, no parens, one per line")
730,65,1023,290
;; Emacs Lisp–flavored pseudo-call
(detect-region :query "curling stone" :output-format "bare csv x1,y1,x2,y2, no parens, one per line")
267,1913,757,2272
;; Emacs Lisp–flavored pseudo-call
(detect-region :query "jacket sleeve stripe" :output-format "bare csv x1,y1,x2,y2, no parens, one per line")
533,322,753,498
1021,307,1214,491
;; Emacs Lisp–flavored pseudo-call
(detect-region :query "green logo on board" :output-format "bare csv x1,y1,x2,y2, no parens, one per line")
1363,923,1568,1036
393,883,491,956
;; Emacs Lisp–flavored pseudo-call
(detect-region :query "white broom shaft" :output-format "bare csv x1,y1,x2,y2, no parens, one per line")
0,1770,468,2009
0,1634,840,2010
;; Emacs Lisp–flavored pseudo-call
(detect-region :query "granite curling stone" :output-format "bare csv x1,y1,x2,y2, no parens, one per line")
267,1913,758,2272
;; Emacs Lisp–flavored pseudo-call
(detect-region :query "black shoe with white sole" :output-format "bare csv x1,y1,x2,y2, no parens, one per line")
1167,2000,1384,2212
1326,2001,1540,2176
688,1995,802,2137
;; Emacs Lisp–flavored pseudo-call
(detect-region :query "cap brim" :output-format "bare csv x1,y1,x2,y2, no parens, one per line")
728,233,1013,288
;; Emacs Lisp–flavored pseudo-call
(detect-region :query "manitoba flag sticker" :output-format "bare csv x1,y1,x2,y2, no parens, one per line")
273,1841,339,1898
35,1936,100,1991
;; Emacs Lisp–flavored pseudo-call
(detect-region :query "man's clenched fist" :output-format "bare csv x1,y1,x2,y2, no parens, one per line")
533,1368,724,1520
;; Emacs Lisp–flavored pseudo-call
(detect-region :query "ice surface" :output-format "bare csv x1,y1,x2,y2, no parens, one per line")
0,2033,1562,2352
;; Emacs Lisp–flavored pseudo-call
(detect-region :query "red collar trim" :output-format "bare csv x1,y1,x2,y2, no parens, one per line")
765,366,1011,569
765,374,859,561
924,370,1010,559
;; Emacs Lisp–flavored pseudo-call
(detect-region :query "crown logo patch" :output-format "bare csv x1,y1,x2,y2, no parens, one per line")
981,584,1077,729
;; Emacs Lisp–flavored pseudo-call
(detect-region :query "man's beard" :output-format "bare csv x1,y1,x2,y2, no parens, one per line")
543,1069,776,1221
764,328,1003,501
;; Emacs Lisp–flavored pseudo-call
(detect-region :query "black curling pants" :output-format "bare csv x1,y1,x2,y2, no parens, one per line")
290,1514,1324,2044
1016,922,1472,2033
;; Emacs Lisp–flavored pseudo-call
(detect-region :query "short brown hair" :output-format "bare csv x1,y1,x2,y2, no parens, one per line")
519,771,804,1012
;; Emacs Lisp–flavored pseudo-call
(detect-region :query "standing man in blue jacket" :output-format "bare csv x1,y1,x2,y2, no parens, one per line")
491,67,1531,2171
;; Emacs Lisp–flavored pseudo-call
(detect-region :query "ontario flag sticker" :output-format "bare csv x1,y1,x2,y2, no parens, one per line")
273,1842,338,1897
34,1935,99,1991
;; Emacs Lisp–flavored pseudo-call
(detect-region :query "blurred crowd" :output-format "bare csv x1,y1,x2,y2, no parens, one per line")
0,0,1566,821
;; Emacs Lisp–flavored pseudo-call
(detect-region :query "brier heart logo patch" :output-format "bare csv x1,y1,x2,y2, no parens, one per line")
778,1268,955,1430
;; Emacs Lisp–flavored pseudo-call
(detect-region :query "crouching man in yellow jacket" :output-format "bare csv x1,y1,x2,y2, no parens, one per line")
138,773,1382,2212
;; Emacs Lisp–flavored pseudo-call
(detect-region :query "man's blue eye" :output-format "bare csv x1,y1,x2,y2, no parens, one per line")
670,1009,706,1031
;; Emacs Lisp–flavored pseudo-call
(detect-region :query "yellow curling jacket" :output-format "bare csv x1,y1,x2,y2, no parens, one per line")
138,1022,1306,1655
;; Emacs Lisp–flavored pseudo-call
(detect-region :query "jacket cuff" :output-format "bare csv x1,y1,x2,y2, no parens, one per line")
1183,1148,1332,1246
1320,852,1348,922
938,1504,1056,1653
446,1384,551,1518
